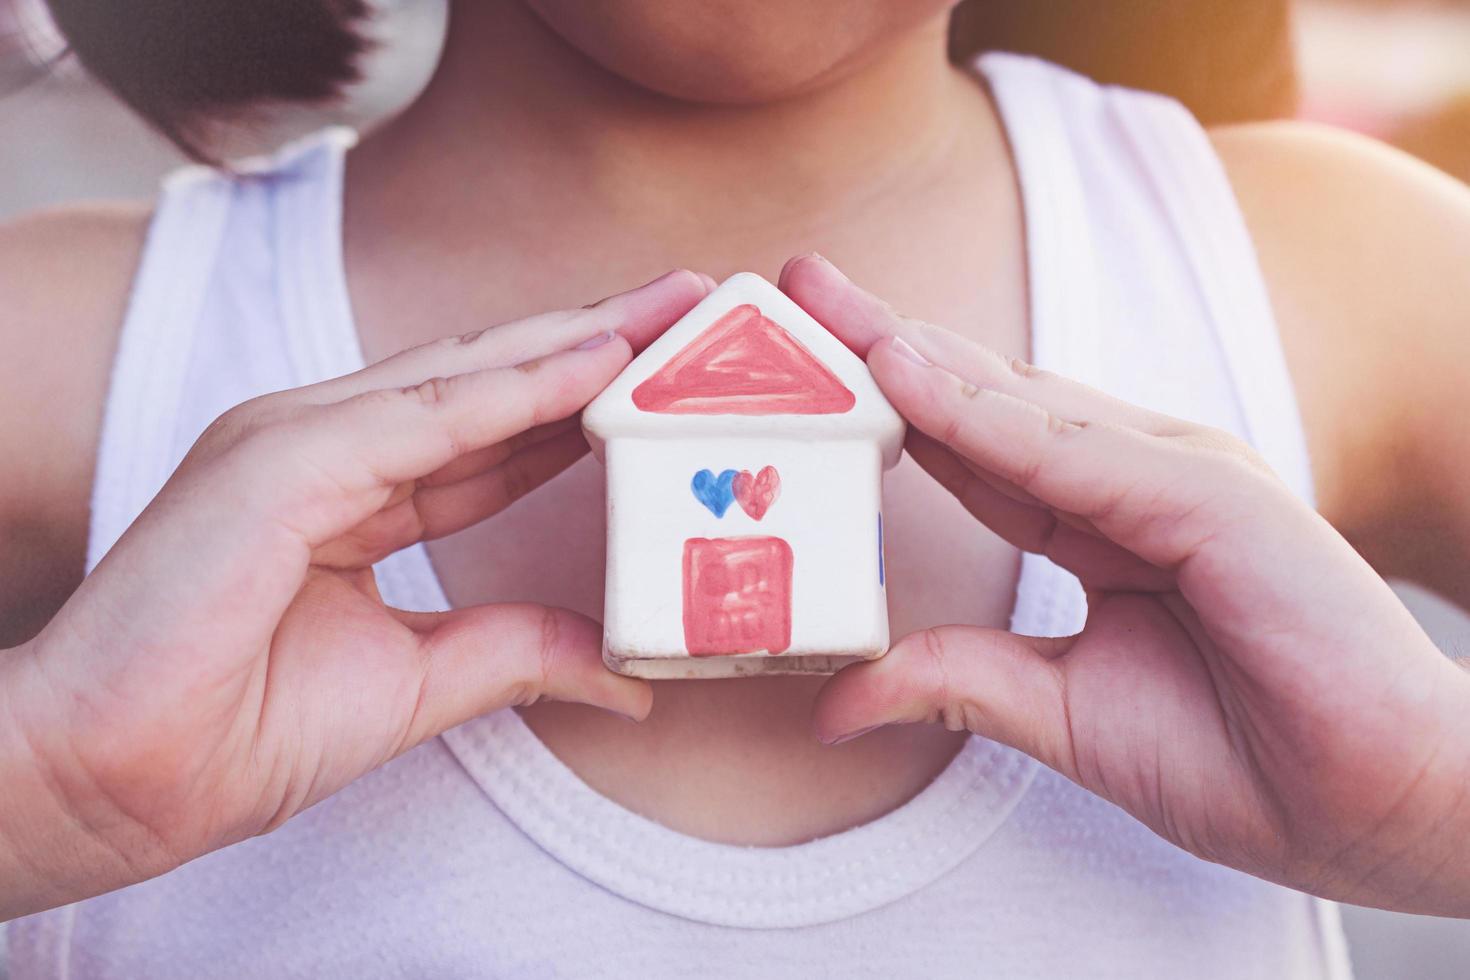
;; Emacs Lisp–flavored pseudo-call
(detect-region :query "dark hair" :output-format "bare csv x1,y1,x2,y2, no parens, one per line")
34,0,1292,161
41,0,370,160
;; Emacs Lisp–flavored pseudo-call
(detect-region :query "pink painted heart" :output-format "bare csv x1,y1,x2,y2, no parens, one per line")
732,465,781,521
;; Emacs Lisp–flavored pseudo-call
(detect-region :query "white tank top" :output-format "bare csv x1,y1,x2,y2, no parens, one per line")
8,54,1351,979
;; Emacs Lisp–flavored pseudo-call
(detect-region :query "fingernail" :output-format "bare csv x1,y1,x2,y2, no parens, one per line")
587,270,690,310
575,330,617,351
821,724,882,746
640,269,689,291
696,272,718,291
809,252,849,281
889,336,931,367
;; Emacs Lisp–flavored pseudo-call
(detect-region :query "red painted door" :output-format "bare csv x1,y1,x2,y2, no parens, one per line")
682,536,793,655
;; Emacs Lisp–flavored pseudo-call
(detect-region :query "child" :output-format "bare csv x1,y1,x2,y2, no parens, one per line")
2,1,1468,976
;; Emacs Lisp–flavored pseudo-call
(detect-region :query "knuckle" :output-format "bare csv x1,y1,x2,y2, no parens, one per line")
1005,354,1046,381
1181,424,1247,456
915,627,953,706
192,395,300,468
1183,425,1276,480
1085,479,1132,529
423,334,464,357
1044,409,1080,437
1236,444,1276,479
403,375,456,407
535,607,562,692
1009,415,1060,489
193,417,240,459
230,414,294,458
353,385,402,410
1225,448,1280,487
942,700,980,734
940,411,966,449
497,606,567,705
500,681,538,709
962,334,1044,385
200,396,269,447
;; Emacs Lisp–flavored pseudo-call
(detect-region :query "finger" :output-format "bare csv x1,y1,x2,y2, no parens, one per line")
778,253,894,355
402,604,652,747
880,339,1413,676
296,269,711,404
780,253,1178,434
868,334,1294,573
881,340,1395,650
811,625,1079,780
905,430,1173,591
415,428,589,538
418,418,580,489
217,336,633,549
590,268,717,351
124,336,632,640
310,429,591,568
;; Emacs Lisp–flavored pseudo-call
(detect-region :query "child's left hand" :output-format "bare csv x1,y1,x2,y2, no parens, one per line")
782,254,1470,917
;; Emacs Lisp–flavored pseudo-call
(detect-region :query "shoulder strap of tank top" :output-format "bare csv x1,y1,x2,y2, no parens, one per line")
1106,87,1317,507
976,52,1315,508
976,54,1346,977
86,164,233,572
974,53,1104,394
86,128,360,573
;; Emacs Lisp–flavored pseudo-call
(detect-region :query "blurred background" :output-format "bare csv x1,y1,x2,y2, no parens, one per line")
1,1,1468,976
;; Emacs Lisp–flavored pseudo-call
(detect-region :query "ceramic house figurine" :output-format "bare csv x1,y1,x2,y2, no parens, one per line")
583,273,904,679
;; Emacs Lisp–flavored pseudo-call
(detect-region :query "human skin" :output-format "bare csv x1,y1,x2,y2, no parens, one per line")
786,254,1470,915
4,253,1468,918
2,0,1470,917
0,270,713,920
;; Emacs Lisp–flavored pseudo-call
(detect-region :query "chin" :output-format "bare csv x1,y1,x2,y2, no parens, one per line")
523,0,958,104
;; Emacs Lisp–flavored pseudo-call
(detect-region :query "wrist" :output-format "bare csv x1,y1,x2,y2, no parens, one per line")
1335,655,1470,916
0,636,177,919
1416,666,1470,914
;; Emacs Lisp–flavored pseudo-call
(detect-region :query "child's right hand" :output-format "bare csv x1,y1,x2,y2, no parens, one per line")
0,269,711,920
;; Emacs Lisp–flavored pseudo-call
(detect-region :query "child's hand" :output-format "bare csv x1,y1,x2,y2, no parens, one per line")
0,270,710,919
782,254,1470,916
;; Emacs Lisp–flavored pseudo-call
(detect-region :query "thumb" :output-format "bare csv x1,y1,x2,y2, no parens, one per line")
811,626,1078,778
400,603,651,746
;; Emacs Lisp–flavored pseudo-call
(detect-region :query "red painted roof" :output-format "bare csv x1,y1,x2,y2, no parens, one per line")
632,305,855,415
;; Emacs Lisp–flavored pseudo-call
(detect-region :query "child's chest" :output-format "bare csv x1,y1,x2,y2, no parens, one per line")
417,285,1026,844
361,197,1031,841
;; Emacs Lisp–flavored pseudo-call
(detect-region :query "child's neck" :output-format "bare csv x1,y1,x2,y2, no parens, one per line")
351,0,983,279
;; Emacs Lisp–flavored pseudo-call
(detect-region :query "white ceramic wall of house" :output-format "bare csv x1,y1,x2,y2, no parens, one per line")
584,273,905,679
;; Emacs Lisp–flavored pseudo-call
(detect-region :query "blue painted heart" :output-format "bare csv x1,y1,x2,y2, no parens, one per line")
691,468,738,518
